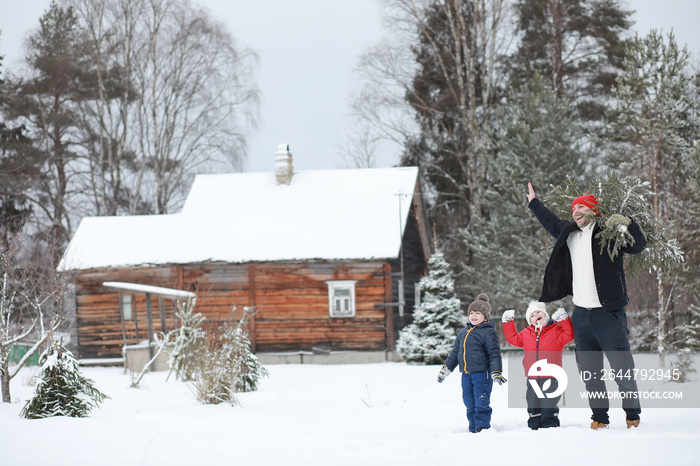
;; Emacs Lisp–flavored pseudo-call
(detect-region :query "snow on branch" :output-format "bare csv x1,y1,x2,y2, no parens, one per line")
546,172,684,275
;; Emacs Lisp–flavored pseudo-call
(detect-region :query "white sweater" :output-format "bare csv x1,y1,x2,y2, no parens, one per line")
566,223,602,309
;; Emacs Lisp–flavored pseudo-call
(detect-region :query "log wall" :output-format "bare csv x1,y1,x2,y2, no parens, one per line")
72,259,397,358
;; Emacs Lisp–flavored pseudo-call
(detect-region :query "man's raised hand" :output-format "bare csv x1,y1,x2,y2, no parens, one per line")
527,182,536,203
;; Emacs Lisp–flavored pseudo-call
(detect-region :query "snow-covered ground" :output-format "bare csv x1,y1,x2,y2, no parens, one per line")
1,355,698,466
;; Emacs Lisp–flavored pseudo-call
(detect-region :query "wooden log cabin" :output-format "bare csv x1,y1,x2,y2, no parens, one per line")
59,145,431,361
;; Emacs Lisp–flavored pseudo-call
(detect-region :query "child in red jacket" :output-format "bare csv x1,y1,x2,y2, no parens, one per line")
502,301,574,430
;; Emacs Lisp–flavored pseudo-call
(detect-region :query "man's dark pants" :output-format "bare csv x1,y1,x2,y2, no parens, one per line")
572,306,641,424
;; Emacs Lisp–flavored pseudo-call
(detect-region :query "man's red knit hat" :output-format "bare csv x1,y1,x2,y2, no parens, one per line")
571,194,600,214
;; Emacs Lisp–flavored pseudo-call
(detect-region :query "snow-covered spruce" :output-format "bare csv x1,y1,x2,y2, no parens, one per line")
20,342,107,419
396,250,466,364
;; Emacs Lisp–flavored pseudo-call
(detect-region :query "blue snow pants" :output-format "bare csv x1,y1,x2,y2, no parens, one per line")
572,306,641,424
461,371,493,432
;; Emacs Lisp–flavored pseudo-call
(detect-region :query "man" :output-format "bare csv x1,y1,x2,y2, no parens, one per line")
526,182,646,430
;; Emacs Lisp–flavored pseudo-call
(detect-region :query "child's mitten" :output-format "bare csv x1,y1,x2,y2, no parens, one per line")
552,308,568,322
501,309,515,323
437,366,451,383
491,371,507,385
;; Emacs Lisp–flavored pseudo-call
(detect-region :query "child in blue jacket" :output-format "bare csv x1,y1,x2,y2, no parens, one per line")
437,293,506,433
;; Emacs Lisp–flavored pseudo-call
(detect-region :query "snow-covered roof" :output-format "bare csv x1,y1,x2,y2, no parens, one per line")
58,166,420,271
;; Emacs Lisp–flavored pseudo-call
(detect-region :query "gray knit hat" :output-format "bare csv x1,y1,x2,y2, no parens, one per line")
467,293,491,321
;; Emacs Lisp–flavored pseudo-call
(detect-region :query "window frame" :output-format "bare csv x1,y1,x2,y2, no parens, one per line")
325,280,358,318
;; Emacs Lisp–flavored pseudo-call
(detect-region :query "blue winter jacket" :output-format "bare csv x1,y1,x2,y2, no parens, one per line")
443,321,502,375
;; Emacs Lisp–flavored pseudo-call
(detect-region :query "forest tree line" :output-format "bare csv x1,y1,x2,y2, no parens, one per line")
0,0,259,394
1,0,699,359
347,0,700,355
1,0,259,258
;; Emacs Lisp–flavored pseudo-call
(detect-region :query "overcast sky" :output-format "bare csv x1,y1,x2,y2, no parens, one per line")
2,0,699,173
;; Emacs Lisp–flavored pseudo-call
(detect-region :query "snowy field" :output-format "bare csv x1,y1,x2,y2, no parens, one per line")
1,355,699,466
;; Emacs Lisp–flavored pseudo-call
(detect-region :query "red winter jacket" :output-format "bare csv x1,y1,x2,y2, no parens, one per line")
503,318,574,374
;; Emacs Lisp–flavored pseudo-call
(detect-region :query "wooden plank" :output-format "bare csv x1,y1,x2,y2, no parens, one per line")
384,263,394,351
249,264,256,353
158,297,166,333
255,319,385,330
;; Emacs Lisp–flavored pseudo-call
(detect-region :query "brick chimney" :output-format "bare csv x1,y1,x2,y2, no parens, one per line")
274,143,294,184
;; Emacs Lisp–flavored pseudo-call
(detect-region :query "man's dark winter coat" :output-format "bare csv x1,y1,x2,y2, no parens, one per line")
528,198,647,310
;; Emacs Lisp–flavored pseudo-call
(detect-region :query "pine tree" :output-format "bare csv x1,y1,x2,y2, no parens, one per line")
461,76,591,308
508,0,633,124
3,2,93,259
20,341,107,419
397,250,466,364
397,0,507,267
674,304,700,352
603,30,698,364
670,347,696,383
673,143,700,352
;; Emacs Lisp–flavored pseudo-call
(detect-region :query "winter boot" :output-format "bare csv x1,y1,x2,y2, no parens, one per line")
590,421,609,430
626,418,640,429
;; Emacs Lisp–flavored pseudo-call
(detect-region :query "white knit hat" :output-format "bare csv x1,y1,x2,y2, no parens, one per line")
525,301,549,327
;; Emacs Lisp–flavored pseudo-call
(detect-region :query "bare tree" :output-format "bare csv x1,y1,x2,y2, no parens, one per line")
336,121,382,169
0,234,67,403
130,0,259,214
350,0,511,259
5,0,259,234
347,4,421,164
65,0,260,215
67,0,144,216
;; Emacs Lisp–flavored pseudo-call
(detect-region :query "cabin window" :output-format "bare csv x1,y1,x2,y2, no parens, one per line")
326,280,357,318
120,293,133,320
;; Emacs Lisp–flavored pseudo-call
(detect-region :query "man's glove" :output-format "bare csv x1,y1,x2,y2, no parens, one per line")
552,307,568,322
606,214,631,233
491,372,507,385
501,309,515,323
437,366,451,383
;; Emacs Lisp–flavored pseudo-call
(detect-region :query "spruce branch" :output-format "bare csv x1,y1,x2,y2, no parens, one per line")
545,172,684,275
